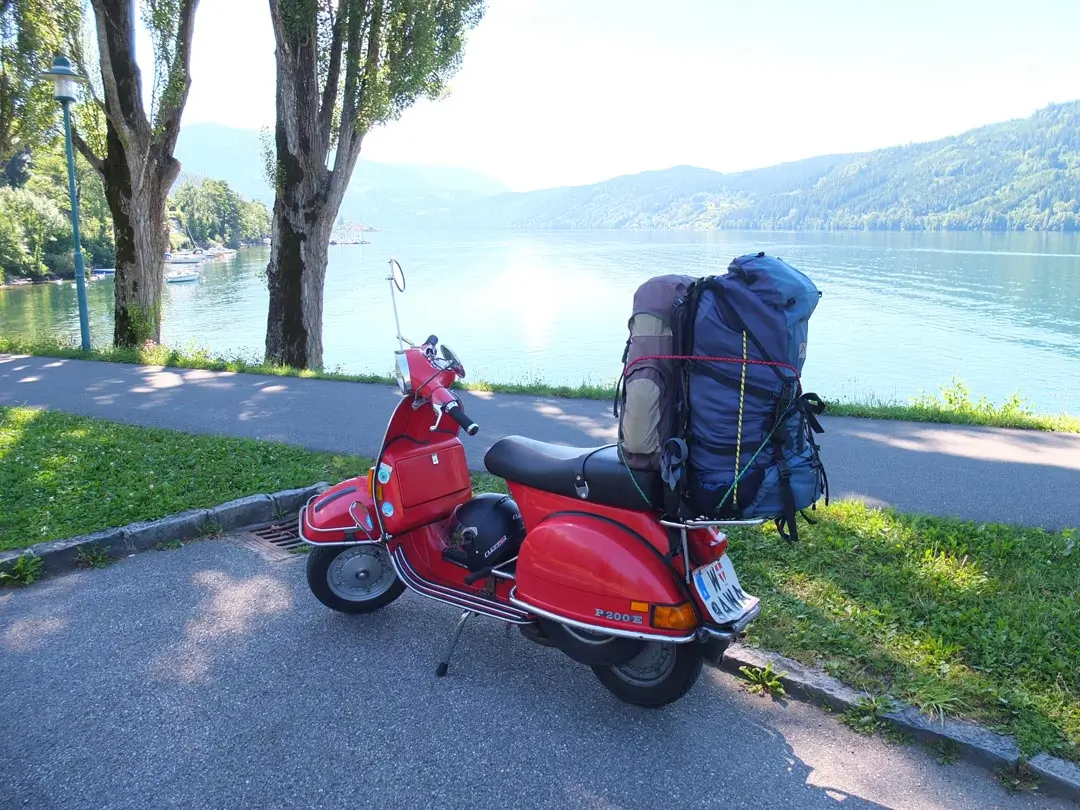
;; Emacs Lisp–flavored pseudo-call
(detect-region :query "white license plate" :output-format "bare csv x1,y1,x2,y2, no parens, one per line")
692,554,760,625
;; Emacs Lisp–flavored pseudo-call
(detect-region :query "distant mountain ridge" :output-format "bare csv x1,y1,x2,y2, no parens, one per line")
176,101,1080,232
173,123,509,226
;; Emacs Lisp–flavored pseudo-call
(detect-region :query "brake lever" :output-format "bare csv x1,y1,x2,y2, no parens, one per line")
430,402,445,432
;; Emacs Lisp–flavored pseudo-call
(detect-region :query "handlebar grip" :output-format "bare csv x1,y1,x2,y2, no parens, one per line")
446,401,479,436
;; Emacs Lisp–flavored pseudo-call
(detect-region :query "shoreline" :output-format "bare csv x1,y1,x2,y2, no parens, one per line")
2,337,1078,434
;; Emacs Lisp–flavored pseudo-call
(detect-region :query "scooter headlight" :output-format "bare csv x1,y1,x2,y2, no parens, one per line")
394,351,412,395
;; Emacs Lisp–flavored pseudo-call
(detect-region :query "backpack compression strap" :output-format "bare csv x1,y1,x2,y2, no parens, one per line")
773,392,828,543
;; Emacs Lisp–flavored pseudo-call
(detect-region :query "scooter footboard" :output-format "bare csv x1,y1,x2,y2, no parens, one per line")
299,477,379,545
511,512,698,640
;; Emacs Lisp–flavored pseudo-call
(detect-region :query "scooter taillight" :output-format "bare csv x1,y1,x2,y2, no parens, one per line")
688,527,729,566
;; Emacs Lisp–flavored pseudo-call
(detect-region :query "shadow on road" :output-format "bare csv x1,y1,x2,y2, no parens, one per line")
2,540,1067,810
3,354,1080,531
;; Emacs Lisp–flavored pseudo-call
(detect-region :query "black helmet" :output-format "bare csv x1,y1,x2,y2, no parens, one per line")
448,494,525,571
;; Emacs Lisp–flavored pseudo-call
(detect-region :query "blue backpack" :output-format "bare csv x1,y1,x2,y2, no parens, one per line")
663,252,828,541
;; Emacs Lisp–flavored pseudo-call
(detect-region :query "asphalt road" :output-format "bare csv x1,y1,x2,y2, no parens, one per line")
3,354,1080,529
1,538,1072,810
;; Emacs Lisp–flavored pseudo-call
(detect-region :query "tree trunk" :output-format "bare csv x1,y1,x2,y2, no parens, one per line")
264,178,335,369
74,0,197,348
263,10,346,371
98,120,175,346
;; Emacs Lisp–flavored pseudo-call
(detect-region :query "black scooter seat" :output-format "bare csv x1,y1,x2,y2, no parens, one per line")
483,435,662,512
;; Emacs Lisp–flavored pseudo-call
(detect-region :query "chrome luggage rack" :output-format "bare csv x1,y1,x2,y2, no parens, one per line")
659,516,768,584
297,493,383,546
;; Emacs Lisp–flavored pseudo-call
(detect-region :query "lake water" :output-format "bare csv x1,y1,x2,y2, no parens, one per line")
2,230,1079,413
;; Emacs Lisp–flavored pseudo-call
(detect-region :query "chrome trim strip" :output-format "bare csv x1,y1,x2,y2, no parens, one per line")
508,589,696,644
391,547,532,624
299,497,367,537
371,397,415,540
297,504,384,547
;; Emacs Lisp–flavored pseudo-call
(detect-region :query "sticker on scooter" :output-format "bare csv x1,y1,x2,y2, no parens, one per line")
594,608,644,625
377,463,393,484
382,502,395,517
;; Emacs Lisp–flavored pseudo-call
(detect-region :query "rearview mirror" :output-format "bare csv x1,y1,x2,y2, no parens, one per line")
388,258,406,292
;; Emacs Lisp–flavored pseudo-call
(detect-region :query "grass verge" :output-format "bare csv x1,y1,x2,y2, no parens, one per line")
3,337,1077,433
729,502,1080,763
826,378,1080,434
1,406,1076,762
0,406,369,552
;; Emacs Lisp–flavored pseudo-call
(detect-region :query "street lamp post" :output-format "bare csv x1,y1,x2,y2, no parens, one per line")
40,55,91,352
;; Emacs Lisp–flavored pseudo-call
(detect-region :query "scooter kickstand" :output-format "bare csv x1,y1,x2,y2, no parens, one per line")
435,610,474,677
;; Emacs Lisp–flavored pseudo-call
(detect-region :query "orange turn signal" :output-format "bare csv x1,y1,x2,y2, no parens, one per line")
650,602,698,630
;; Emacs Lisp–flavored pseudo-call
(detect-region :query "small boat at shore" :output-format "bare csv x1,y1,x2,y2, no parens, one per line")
166,251,205,265
165,268,200,284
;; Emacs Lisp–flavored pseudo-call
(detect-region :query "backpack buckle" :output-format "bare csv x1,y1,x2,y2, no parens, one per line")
574,475,590,499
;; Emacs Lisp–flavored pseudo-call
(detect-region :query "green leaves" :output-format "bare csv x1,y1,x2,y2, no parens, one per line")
0,0,85,163
170,176,270,249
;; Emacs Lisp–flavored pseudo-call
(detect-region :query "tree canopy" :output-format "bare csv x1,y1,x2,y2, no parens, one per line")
263,0,485,369
169,176,271,249
0,0,83,167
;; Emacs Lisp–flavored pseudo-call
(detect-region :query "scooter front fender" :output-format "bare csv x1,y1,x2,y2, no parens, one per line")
299,477,381,545
511,511,698,640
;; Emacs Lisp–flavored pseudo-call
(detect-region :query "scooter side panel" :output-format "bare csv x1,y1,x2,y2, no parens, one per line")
509,484,687,578
513,510,694,637
373,397,473,535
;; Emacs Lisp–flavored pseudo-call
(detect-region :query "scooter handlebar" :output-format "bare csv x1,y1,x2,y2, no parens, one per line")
446,400,479,436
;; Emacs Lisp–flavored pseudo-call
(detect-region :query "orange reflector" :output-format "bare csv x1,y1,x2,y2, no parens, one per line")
651,602,698,630
630,601,649,613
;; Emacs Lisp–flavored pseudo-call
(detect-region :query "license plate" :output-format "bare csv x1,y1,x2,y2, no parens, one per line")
693,554,760,625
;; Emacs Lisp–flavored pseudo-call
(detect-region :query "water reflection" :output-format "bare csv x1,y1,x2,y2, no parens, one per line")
1,230,1078,412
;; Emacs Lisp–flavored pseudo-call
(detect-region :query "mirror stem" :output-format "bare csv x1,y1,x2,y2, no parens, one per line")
388,259,404,351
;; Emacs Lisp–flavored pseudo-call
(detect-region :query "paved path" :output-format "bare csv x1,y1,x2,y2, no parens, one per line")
1,539,1072,810
3,354,1080,529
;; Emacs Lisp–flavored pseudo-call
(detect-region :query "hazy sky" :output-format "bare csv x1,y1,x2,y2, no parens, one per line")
163,0,1080,191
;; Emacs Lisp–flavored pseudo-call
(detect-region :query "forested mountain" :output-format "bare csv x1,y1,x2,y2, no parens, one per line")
173,123,509,227
437,101,1080,232
169,102,1080,233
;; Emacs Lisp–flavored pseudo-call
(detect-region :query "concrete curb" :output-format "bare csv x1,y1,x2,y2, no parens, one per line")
719,643,1080,802
0,481,329,577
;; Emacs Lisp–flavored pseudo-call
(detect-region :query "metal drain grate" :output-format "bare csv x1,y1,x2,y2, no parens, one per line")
236,517,305,561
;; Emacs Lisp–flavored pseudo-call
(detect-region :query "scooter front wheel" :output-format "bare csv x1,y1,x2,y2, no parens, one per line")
592,641,703,708
306,545,405,614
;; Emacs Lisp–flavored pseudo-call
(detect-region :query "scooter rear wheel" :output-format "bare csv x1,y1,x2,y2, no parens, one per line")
592,641,703,707
306,545,405,614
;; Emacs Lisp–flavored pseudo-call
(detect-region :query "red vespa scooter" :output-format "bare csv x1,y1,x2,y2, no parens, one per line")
300,259,764,707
